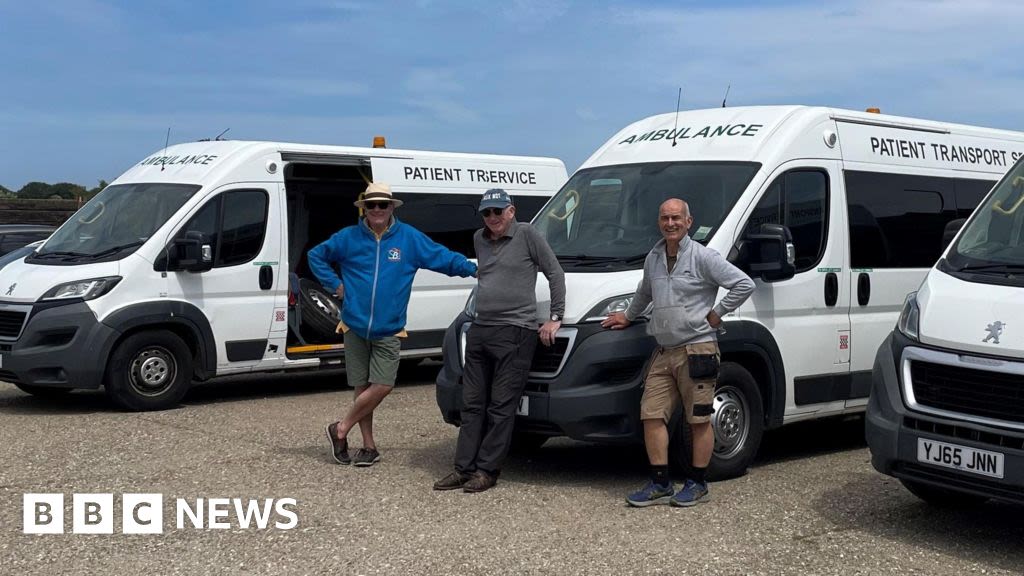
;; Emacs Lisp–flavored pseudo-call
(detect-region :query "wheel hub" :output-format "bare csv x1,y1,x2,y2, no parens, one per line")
712,385,750,460
129,347,176,396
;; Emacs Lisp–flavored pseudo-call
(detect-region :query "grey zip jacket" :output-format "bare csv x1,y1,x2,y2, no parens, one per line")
624,236,754,347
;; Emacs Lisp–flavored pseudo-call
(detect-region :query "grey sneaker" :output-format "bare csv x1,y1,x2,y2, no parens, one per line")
352,447,381,467
325,422,350,465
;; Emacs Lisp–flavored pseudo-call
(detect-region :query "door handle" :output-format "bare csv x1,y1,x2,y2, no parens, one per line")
857,272,870,306
259,265,273,290
824,272,838,307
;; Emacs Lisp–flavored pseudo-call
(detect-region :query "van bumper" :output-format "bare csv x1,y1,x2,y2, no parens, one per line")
867,331,1024,504
436,313,655,443
0,301,115,390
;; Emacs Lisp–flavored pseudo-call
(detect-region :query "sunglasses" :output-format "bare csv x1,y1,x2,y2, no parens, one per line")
364,201,392,210
481,207,506,217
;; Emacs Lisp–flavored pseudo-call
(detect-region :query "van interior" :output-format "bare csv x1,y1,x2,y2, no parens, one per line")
284,162,370,358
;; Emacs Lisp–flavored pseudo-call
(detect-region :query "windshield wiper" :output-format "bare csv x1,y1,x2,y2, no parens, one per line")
558,254,617,261
557,254,649,267
957,263,1024,273
33,250,90,260
78,241,146,260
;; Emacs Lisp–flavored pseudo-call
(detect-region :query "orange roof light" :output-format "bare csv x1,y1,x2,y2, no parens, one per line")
372,136,386,148
866,107,881,114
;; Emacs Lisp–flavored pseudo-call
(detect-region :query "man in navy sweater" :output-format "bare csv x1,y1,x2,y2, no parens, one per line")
310,182,477,467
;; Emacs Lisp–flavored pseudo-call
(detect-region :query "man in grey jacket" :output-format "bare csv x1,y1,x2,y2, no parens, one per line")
602,198,754,507
433,188,566,493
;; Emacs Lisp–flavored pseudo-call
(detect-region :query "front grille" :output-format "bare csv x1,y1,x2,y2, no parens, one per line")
531,337,569,374
904,416,1024,451
911,360,1024,425
0,310,27,338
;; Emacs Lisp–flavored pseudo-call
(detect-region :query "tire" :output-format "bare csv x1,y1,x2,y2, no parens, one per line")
509,430,549,454
104,330,193,411
14,383,73,397
900,479,988,507
670,362,765,481
299,278,342,340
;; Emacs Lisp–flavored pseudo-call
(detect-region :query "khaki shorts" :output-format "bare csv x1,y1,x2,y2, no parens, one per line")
343,331,401,388
640,341,720,424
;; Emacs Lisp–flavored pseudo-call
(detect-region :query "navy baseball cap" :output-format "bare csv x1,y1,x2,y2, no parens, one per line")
479,188,512,212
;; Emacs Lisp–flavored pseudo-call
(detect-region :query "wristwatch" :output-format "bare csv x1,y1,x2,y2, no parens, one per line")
550,314,560,322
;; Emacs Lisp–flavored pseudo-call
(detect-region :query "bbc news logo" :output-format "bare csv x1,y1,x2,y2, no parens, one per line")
23,494,298,534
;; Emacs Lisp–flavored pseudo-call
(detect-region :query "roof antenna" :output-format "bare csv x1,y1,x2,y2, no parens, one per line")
671,87,682,147
721,84,731,108
215,128,230,141
161,127,171,171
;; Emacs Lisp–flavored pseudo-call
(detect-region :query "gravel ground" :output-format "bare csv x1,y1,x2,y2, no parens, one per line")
1,365,1022,576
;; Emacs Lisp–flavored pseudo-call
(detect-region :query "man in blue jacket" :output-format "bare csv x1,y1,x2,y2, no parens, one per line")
311,182,477,467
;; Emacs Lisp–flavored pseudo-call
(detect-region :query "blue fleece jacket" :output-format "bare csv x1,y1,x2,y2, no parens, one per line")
307,217,478,340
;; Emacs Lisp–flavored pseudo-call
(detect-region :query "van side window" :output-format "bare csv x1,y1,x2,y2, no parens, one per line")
176,189,269,267
744,169,828,272
845,171,956,268
393,194,481,257
954,178,997,219
393,193,548,258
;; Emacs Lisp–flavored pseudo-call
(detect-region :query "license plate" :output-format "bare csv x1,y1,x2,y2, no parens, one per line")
917,438,1004,479
516,396,529,416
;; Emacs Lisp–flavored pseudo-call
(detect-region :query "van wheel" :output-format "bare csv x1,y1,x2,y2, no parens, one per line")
104,330,193,411
670,362,764,481
900,479,988,507
14,383,73,397
299,278,342,339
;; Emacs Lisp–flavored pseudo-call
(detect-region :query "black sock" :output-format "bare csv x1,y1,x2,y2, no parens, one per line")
692,466,707,484
650,465,670,486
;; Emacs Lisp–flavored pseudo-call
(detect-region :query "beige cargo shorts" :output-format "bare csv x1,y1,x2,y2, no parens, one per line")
640,341,720,424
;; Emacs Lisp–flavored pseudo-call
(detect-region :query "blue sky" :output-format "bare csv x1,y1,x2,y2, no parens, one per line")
2,0,1024,190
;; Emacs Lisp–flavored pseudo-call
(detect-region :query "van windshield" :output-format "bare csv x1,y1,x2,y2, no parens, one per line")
32,183,202,263
533,162,759,269
946,160,1024,276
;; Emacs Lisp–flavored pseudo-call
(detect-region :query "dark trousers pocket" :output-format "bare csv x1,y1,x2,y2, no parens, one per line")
688,354,719,380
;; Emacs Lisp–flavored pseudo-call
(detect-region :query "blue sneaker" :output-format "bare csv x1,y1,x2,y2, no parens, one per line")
671,479,710,507
625,481,674,507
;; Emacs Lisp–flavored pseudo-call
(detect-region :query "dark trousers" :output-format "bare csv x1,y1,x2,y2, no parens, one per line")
454,323,538,476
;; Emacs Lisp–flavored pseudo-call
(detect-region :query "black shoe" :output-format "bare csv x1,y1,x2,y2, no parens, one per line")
325,422,350,465
352,447,381,467
463,470,497,493
433,471,469,491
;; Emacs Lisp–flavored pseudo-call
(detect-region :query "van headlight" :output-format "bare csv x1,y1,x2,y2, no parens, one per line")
583,294,643,323
40,276,122,301
896,292,920,341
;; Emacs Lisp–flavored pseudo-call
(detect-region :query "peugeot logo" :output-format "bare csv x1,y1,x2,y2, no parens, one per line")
4,283,14,296
983,321,1005,344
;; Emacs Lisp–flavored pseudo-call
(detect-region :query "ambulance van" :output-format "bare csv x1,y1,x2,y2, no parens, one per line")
867,152,1024,506
435,105,1024,479
0,140,566,410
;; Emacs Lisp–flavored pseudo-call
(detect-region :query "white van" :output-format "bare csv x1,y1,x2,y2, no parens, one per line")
0,140,566,410
867,153,1024,506
436,105,1024,479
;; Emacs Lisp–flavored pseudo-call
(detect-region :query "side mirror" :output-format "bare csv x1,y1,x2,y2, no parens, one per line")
942,218,966,250
746,223,795,282
171,231,214,272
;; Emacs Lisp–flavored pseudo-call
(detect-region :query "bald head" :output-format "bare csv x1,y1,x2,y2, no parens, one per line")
660,198,690,218
658,197,693,248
